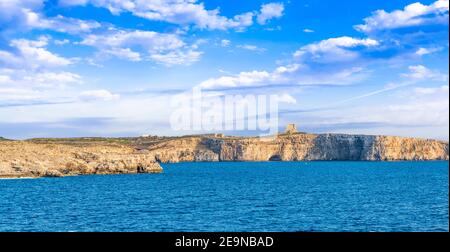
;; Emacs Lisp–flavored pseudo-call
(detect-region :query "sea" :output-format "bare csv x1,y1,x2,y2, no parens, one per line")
0,161,448,231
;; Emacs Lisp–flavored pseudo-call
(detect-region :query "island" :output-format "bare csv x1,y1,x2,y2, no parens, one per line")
1,124,448,178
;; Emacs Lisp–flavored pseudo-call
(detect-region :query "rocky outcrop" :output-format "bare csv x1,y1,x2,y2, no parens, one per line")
145,133,449,162
0,141,162,178
147,137,219,163
1,132,447,178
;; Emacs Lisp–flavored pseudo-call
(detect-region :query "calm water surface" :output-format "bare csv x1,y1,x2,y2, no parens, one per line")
0,161,448,231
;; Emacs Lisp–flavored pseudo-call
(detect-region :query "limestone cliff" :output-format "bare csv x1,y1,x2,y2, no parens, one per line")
0,132,448,178
145,133,449,162
0,140,162,178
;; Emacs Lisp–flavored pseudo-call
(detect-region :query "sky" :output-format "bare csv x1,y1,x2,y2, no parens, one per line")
0,0,448,140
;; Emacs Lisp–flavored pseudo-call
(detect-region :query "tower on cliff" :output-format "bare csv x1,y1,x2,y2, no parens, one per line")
285,123,297,134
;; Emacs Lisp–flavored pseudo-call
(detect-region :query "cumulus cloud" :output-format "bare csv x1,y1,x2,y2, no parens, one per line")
197,35,381,91
0,0,42,25
257,3,285,25
0,36,74,69
355,0,449,33
293,36,379,63
401,65,448,81
302,28,314,33
200,69,272,89
0,0,100,34
59,0,284,31
352,0,449,63
0,35,81,103
198,63,367,90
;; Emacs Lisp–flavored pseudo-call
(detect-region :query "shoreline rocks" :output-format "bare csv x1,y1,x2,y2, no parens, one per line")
0,140,163,178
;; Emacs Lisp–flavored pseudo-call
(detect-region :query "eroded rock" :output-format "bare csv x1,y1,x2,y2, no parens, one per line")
0,141,163,178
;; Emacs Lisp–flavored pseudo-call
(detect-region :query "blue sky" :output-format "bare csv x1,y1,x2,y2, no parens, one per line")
0,0,448,140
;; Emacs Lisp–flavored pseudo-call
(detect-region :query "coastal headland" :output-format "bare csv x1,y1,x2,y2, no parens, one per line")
1,130,448,178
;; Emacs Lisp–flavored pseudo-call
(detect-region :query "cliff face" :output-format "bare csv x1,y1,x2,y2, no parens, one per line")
0,132,448,178
0,141,162,178
146,133,449,162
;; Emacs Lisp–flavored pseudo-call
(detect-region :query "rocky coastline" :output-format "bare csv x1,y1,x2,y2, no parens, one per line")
1,130,448,178
0,140,163,178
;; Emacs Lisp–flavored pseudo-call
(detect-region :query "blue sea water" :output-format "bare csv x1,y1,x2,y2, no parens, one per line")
0,161,448,232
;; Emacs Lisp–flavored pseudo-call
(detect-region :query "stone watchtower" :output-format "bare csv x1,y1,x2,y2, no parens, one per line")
285,123,297,134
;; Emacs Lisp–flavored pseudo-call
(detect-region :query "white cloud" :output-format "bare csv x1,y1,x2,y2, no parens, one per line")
293,36,379,63
0,68,82,103
0,75,12,84
287,80,449,140
303,28,314,33
32,13,101,34
0,0,43,25
197,35,379,91
190,38,208,49
23,72,82,86
237,44,267,53
80,30,184,51
80,89,120,101
0,68,81,87
413,85,449,95
149,50,202,66
0,36,73,69
59,0,89,6
366,83,449,131
0,1,101,34
0,35,82,103
322,96,449,140
264,25,282,31
355,0,449,33
54,39,70,45
103,48,142,62
232,12,255,31
200,70,272,89
80,29,201,65
277,93,297,104
257,2,285,25
59,0,286,31
220,39,231,47
86,58,104,68
415,47,442,56
401,65,448,80
0,87,42,101
198,63,367,90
